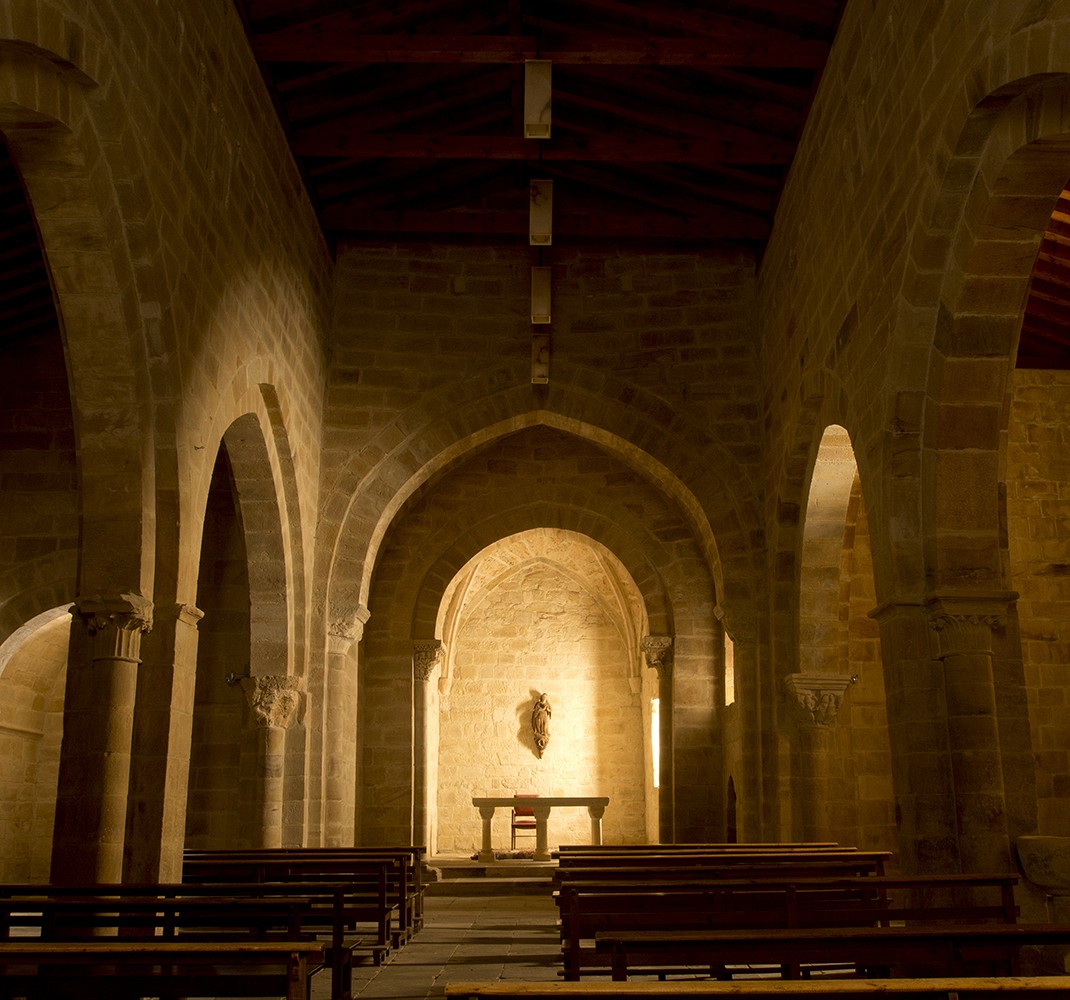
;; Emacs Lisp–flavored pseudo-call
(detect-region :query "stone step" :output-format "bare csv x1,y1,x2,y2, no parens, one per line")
425,876,552,896
425,857,556,896
434,862,554,880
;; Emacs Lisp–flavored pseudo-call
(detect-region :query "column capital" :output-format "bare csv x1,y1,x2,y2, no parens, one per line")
177,602,205,627
73,592,153,662
926,591,1016,659
783,673,852,729
641,635,674,675
240,674,302,729
413,639,445,682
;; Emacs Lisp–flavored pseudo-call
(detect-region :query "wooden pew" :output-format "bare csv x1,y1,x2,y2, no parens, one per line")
183,851,418,945
0,882,389,1000
444,977,1070,999
555,874,1020,980
554,843,843,856
594,924,1070,982
0,939,324,1000
555,849,892,874
554,859,893,892
184,845,425,936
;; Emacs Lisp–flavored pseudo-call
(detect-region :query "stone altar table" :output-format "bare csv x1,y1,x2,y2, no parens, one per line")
471,795,609,862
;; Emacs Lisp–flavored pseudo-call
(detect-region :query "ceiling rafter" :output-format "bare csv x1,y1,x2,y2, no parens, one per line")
231,0,847,250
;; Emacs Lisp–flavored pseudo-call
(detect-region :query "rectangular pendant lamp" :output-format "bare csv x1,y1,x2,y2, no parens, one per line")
529,179,553,245
531,332,550,384
524,60,552,139
531,266,551,324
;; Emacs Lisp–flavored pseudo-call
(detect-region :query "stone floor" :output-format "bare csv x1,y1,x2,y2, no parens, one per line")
328,893,562,1000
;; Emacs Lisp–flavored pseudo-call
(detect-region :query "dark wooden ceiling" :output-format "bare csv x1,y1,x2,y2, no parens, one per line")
1019,187,1070,369
1,5,1068,367
232,0,847,252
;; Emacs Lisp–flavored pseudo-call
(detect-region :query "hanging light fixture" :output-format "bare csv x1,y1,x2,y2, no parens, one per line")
529,179,553,245
531,332,550,384
524,60,552,139
531,266,551,324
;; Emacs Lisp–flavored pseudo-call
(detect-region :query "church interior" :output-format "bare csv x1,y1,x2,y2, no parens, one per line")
4,0,1070,990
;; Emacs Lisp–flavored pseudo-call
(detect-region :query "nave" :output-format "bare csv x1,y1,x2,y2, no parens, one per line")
338,894,559,1000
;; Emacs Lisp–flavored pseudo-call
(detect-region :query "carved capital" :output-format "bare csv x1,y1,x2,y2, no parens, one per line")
328,605,371,643
926,592,1015,660
783,673,851,729
414,640,444,682
74,593,153,663
641,635,674,676
240,675,302,729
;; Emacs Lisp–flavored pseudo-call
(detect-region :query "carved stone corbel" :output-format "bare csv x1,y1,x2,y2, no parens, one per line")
783,673,851,729
641,635,674,677
240,675,302,729
328,605,371,646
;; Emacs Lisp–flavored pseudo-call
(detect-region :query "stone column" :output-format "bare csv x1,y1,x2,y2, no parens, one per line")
782,673,851,842
324,606,369,846
720,610,762,841
642,635,674,842
124,602,203,882
477,803,496,862
586,801,606,844
928,594,1014,873
51,593,153,883
413,639,444,853
872,595,1015,874
240,675,302,848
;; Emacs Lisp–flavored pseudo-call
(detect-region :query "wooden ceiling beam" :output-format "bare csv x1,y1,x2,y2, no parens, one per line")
251,32,829,67
326,207,770,240
547,0,826,49
291,132,794,164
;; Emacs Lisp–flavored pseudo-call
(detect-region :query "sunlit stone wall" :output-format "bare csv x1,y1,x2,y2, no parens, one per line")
435,556,647,854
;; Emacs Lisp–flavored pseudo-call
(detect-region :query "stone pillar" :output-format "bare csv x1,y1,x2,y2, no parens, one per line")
642,635,674,842
413,640,444,853
871,600,956,872
124,602,203,882
782,673,851,842
51,593,153,883
872,595,1015,873
240,675,302,848
928,594,1014,873
720,610,762,841
324,606,369,846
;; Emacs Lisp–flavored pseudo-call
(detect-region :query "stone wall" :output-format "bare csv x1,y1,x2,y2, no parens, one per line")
1009,370,1070,833
435,552,647,853
0,611,68,881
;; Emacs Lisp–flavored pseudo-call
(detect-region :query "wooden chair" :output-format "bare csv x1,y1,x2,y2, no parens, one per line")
511,794,539,851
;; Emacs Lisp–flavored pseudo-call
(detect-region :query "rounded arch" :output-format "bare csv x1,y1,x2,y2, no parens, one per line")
437,531,648,693
366,426,704,645
187,365,308,678
325,400,749,632
214,404,300,679
891,70,1070,598
0,22,154,599
359,424,723,845
429,528,654,852
0,603,72,878
798,424,859,676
